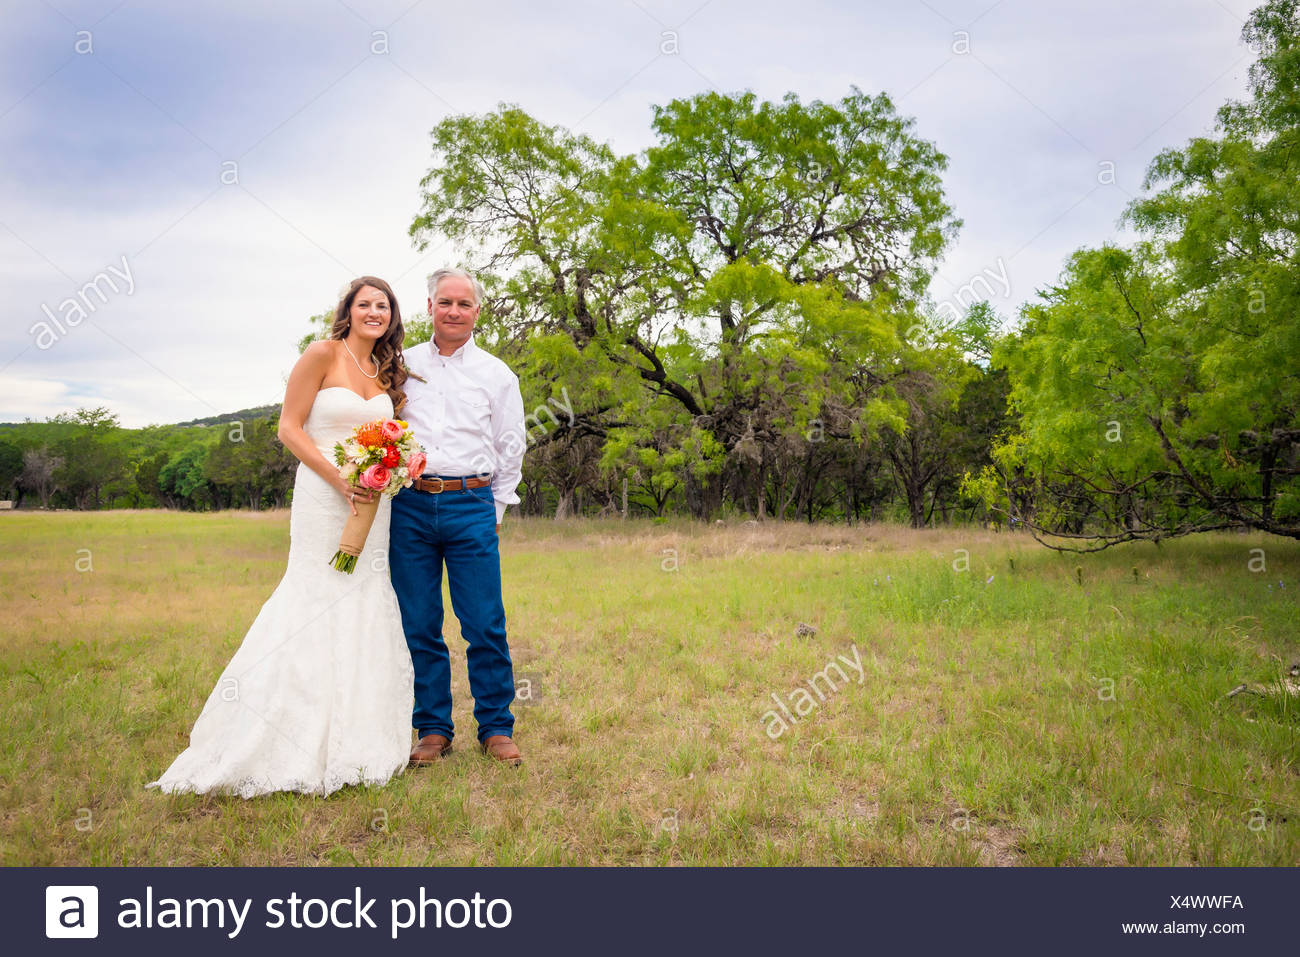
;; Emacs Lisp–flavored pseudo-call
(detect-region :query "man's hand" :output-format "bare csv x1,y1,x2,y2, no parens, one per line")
495,524,500,535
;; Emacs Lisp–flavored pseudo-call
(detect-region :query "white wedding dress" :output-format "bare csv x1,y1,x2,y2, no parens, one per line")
148,387,415,798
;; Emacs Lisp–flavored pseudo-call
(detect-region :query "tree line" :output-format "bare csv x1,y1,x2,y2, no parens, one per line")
0,406,297,511
9,1,1296,548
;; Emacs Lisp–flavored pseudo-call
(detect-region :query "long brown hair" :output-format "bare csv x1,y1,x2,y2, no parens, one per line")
329,276,409,415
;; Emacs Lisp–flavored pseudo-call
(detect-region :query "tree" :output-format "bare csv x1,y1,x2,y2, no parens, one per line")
970,1,1300,547
1119,0,1300,539
135,451,171,507
254,416,299,507
160,444,214,510
0,440,21,502
205,417,297,508
47,407,128,509
410,90,959,518
19,447,62,508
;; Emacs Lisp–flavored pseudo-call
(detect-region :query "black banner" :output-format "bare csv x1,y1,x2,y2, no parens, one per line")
11,867,1296,954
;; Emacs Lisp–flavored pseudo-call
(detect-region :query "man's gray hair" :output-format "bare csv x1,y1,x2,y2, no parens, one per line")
427,267,485,306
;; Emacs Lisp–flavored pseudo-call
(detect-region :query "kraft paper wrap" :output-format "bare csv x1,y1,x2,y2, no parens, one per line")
336,496,380,557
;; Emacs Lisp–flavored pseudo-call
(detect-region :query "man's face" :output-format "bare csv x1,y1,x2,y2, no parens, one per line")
428,276,480,351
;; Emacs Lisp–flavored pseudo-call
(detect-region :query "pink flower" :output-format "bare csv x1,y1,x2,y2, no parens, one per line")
407,452,427,478
380,419,404,442
360,464,390,490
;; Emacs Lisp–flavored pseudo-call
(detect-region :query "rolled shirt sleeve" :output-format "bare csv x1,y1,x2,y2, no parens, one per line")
491,371,526,523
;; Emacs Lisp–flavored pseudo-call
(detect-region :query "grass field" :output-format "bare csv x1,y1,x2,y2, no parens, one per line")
1,511,1296,865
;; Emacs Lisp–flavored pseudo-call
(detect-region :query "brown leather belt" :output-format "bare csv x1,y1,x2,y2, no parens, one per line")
412,475,492,494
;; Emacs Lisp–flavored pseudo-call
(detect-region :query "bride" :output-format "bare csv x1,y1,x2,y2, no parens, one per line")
148,277,415,798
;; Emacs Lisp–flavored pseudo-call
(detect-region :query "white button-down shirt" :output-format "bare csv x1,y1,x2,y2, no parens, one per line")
402,336,526,523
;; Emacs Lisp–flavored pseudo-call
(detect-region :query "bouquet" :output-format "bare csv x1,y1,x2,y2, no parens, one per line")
329,417,426,573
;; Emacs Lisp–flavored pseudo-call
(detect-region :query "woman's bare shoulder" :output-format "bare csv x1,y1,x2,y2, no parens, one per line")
298,339,339,366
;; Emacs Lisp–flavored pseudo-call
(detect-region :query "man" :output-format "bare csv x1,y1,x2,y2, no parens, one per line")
389,267,526,766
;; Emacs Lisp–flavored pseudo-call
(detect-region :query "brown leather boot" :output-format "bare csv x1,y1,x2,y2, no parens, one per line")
480,734,522,766
409,734,453,766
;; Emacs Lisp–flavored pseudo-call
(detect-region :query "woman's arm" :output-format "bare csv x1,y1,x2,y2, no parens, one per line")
277,341,374,513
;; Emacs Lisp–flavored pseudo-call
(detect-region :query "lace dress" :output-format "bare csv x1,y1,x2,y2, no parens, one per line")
148,388,414,797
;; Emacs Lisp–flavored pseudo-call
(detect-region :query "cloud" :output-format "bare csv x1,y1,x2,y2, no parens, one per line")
0,374,75,423
0,0,1255,426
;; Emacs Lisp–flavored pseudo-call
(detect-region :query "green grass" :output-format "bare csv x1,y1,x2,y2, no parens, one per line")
1,511,1296,865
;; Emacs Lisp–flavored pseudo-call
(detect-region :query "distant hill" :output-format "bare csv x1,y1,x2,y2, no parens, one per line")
0,403,280,431
173,404,280,428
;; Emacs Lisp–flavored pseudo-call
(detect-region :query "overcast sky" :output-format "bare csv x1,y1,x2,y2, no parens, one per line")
1,0,1259,427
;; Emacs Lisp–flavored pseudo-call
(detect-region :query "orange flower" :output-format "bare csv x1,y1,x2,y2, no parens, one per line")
355,422,384,448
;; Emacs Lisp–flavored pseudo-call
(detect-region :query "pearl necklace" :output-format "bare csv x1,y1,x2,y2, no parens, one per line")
343,337,380,379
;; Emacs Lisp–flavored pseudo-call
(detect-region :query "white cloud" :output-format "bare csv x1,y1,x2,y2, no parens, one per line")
0,0,1257,426
0,374,74,421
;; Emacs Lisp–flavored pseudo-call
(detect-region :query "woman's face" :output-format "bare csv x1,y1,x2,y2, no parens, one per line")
349,285,392,341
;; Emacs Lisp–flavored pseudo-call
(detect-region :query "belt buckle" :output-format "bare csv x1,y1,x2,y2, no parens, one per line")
427,477,445,494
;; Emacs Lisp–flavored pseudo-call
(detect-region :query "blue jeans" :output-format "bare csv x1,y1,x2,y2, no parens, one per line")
389,477,515,743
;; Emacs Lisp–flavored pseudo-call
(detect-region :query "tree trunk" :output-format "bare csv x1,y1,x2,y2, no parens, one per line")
905,474,925,528
554,487,574,519
1260,442,1277,523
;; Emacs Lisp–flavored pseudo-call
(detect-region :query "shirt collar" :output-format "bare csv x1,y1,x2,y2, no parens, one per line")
430,334,476,362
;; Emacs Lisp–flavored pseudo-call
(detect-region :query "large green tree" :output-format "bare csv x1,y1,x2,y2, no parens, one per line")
973,0,1300,546
410,89,959,518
